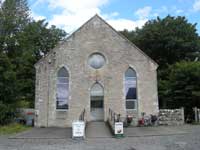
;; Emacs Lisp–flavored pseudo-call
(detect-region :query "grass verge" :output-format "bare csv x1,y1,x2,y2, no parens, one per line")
0,123,31,135
191,122,200,125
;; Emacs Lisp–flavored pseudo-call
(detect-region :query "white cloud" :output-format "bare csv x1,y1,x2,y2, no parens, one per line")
32,0,147,32
102,12,119,19
153,6,185,16
155,6,168,14
31,12,46,21
33,0,110,32
170,6,184,14
175,9,184,14
49,8,101,32
0,0,5,6
32,0,46,7
50,11,145,32
135,6,152,19
108,19,147,31
48,0,109,13
193,0,200,11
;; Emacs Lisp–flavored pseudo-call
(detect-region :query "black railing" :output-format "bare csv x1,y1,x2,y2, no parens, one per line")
79,109,86,121
108,108,122,134
108,108,121,123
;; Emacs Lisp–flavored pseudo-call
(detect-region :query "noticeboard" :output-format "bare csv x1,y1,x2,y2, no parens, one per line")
114,122,123,135
72,121,85,138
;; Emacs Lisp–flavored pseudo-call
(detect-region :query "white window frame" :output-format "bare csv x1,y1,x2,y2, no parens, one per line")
125,99,137,110
56,69,69,110
124,69,137,110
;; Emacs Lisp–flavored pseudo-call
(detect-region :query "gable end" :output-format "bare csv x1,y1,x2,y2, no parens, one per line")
35,14,158,69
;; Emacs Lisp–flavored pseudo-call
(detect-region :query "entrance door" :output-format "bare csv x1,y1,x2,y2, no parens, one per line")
90,83,104,121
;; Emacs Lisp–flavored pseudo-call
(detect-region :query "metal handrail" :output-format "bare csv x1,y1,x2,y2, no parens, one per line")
79,109,86,121
108,108,122,134
108,108,121,123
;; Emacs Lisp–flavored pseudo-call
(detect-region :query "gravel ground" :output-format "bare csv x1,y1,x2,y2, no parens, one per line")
0,125,200,150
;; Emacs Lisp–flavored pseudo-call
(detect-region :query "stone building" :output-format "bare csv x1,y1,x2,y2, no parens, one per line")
34,15,159,127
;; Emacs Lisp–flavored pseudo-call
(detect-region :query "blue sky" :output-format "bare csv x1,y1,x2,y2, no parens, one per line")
28,0,200,34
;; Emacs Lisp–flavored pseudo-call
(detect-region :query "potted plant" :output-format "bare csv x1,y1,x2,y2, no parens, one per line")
126,115,133,126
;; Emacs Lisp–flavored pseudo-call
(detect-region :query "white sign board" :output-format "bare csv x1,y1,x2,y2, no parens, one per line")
72,121,85,138
114,122,123,135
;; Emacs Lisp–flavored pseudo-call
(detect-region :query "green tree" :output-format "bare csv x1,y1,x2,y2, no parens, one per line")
0,52,16,104
168,62,200,107
0,0,66,110
18,20,66,60
159,61,200,118
121,16,200,113
15,20,66,107
0,0,31,109
121,15,200,68
0,0,30,57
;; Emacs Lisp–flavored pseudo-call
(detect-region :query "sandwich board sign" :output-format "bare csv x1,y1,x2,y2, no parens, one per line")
72,121,85,139
114,122,123,137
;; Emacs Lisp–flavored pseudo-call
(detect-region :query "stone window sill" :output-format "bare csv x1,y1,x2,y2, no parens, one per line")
56,109,68,112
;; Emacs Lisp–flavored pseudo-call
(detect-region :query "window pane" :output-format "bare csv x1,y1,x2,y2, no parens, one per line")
125,68,136,77
125,67,137,110
91,83,104,96
58,67,69,77
126,87,136,99
56,67,69,110
126,101,136,109
56,98,68,109
125,80,136,87
57,84,68,98
91,100,103,108
91,96,103,101
125,77,136,82
88,53,106,69
57,77,69,84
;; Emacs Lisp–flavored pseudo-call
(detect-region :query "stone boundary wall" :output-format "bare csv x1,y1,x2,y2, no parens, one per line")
18,108,35,116
159,108,184,125
193,107,200,123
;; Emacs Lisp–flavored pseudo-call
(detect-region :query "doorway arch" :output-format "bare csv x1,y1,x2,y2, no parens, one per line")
90,82,104,121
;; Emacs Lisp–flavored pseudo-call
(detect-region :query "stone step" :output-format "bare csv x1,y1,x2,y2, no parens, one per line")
86,121,112,138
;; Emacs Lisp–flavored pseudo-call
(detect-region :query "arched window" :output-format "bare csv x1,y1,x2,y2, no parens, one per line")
91,83,104,97
56,67,69,109
125,67,137,110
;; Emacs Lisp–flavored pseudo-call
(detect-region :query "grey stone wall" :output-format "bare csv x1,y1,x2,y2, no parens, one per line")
159,108,184,125
193,107,200,123
34,15,159,127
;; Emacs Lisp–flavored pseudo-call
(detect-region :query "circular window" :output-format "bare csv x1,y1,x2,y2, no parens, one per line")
88,53,106,69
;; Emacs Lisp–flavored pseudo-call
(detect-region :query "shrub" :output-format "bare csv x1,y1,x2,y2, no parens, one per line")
158,61,200,120
0,102,15,125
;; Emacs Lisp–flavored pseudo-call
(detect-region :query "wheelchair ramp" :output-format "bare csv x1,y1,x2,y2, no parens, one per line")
86,122,112,138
